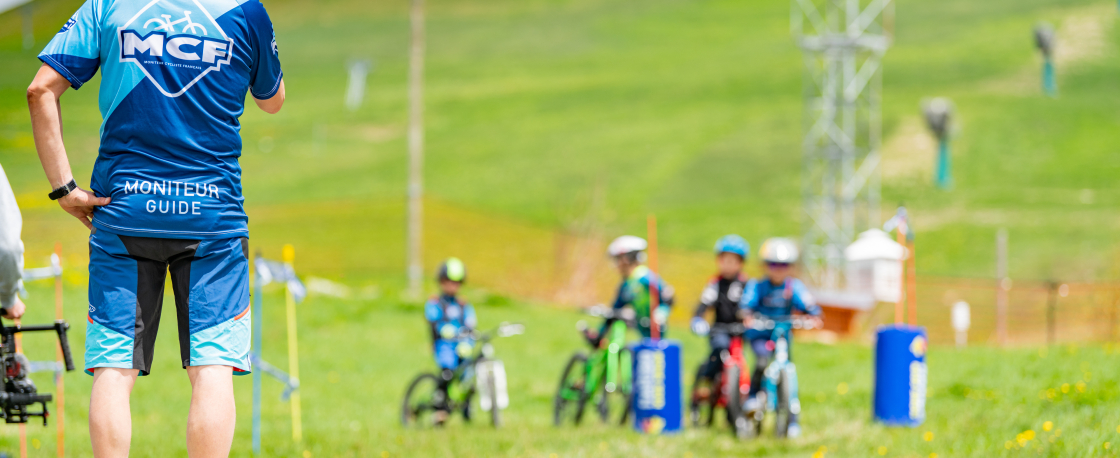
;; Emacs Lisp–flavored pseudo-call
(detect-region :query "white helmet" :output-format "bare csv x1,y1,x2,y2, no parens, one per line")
759,237,799,264
607,235,647,258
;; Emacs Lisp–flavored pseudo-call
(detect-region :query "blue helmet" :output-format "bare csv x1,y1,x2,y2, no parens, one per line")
713,235,749,259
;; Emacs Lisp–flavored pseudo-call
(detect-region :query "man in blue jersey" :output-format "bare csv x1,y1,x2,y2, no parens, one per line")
27,0,284,455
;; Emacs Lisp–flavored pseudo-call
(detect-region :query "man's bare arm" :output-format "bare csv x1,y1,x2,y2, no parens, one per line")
27,63,110,230
252,79,285,114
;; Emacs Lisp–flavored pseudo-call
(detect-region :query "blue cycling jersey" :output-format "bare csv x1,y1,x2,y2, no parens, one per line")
740,277,821,339
424,295,477,341
424,295,477,370
39,0,283,239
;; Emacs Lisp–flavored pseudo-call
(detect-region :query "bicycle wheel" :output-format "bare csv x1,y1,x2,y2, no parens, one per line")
401,373,441,427
689,365,716,427
553,352,589,426
724,365,748,439
775,369,792,438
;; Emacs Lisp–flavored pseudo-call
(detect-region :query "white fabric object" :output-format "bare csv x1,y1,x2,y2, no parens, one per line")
0,164,23,310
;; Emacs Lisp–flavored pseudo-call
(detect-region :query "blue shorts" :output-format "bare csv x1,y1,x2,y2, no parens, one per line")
86,228,251,376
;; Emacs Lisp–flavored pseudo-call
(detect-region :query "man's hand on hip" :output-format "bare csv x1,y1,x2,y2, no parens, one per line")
59,188,110,230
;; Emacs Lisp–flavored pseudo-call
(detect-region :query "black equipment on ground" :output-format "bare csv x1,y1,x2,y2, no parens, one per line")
0,321,75,425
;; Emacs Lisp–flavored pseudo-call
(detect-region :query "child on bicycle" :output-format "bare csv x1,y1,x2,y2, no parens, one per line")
585,235,675,346
740,238,822,438
424,258,477,422
689,235,751,389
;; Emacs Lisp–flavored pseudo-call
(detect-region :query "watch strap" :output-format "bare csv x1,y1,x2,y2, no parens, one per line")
48,179,77,201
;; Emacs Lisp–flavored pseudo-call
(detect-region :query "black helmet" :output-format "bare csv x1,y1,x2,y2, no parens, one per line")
437,258,467,283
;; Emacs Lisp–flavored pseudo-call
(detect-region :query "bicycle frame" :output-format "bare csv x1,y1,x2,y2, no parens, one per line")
761,322,798,412
583,319,631,398
718,332,749,408
445,323,523,404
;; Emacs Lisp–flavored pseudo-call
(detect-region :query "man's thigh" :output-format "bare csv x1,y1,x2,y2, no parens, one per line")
87,229,170,376
169,237,251,374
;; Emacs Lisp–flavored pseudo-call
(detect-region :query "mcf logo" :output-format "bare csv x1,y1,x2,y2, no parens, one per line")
118,0,234,97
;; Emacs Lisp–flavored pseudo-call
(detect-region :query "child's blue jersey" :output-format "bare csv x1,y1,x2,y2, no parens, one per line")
740,277,821,340
38,0,283,239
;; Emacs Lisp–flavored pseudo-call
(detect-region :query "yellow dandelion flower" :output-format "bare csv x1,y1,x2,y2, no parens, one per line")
930,454,938,458
877,446,887,455
1054,428,1062,437
1043,421,1053,432
380,452,389,458
923,431,934,441
550,454,559,458
1076,381,1086,393
837,382,849,395
1105,442,1111,450
1061,383,1070,394
1024,430,1035,440
812,452,823,458
1116,425,1120,434
303,451,312,458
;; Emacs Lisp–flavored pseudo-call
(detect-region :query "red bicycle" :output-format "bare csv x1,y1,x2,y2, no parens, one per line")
689,322,750,435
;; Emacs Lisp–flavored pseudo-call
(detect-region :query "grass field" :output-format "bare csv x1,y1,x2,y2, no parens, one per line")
3,0,1120,455
4,281,1120,457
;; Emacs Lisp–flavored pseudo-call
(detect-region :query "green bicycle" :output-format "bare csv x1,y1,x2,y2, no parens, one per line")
401,322,524,428
553,306,634,426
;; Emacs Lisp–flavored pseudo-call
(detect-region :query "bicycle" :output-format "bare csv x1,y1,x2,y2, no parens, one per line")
689,321,750,436
741,314,820,438
553,305,634,427
144,11,208,35
401,322,524,428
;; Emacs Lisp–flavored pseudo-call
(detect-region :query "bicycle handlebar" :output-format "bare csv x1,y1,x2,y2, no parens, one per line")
746,314,822,331
583,305,636,321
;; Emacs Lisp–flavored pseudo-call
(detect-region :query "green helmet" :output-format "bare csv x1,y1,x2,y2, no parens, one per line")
437,258,467,283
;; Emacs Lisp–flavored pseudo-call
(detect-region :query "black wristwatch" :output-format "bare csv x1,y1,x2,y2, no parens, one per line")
48,179,78,200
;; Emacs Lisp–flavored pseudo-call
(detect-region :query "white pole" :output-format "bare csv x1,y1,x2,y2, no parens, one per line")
996,229,1008,346
406,0,425,297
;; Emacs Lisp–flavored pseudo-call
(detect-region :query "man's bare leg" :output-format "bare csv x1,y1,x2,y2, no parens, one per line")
186,365,236,458
90,368,139,458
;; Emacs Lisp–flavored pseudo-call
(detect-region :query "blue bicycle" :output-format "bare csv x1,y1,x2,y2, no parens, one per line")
741,314,819,439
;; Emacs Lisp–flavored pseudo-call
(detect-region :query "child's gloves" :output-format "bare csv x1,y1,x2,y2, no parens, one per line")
690,317,710,336
440,323,458,340
456,341,473,357
654,306,670,326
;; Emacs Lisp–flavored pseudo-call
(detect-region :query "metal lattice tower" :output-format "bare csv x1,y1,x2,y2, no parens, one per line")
793,0,893,289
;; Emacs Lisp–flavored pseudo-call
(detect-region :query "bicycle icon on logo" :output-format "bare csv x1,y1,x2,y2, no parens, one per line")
144,10,208,35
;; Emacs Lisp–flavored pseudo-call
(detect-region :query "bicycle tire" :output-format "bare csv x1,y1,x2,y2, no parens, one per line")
775,368,792,438
401,373,441,427
553,352,589,426
724,365,747,438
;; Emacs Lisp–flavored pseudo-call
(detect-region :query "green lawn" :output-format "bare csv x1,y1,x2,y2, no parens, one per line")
2,0,1120,455
2,0,1120,283
5,281,1120,457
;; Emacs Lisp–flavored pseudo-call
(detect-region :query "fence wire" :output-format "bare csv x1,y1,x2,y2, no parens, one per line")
859,276,1120,346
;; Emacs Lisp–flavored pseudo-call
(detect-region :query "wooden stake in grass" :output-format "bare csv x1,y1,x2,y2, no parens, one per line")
283,244,303,443
647,214,660,341
54,243,64,458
